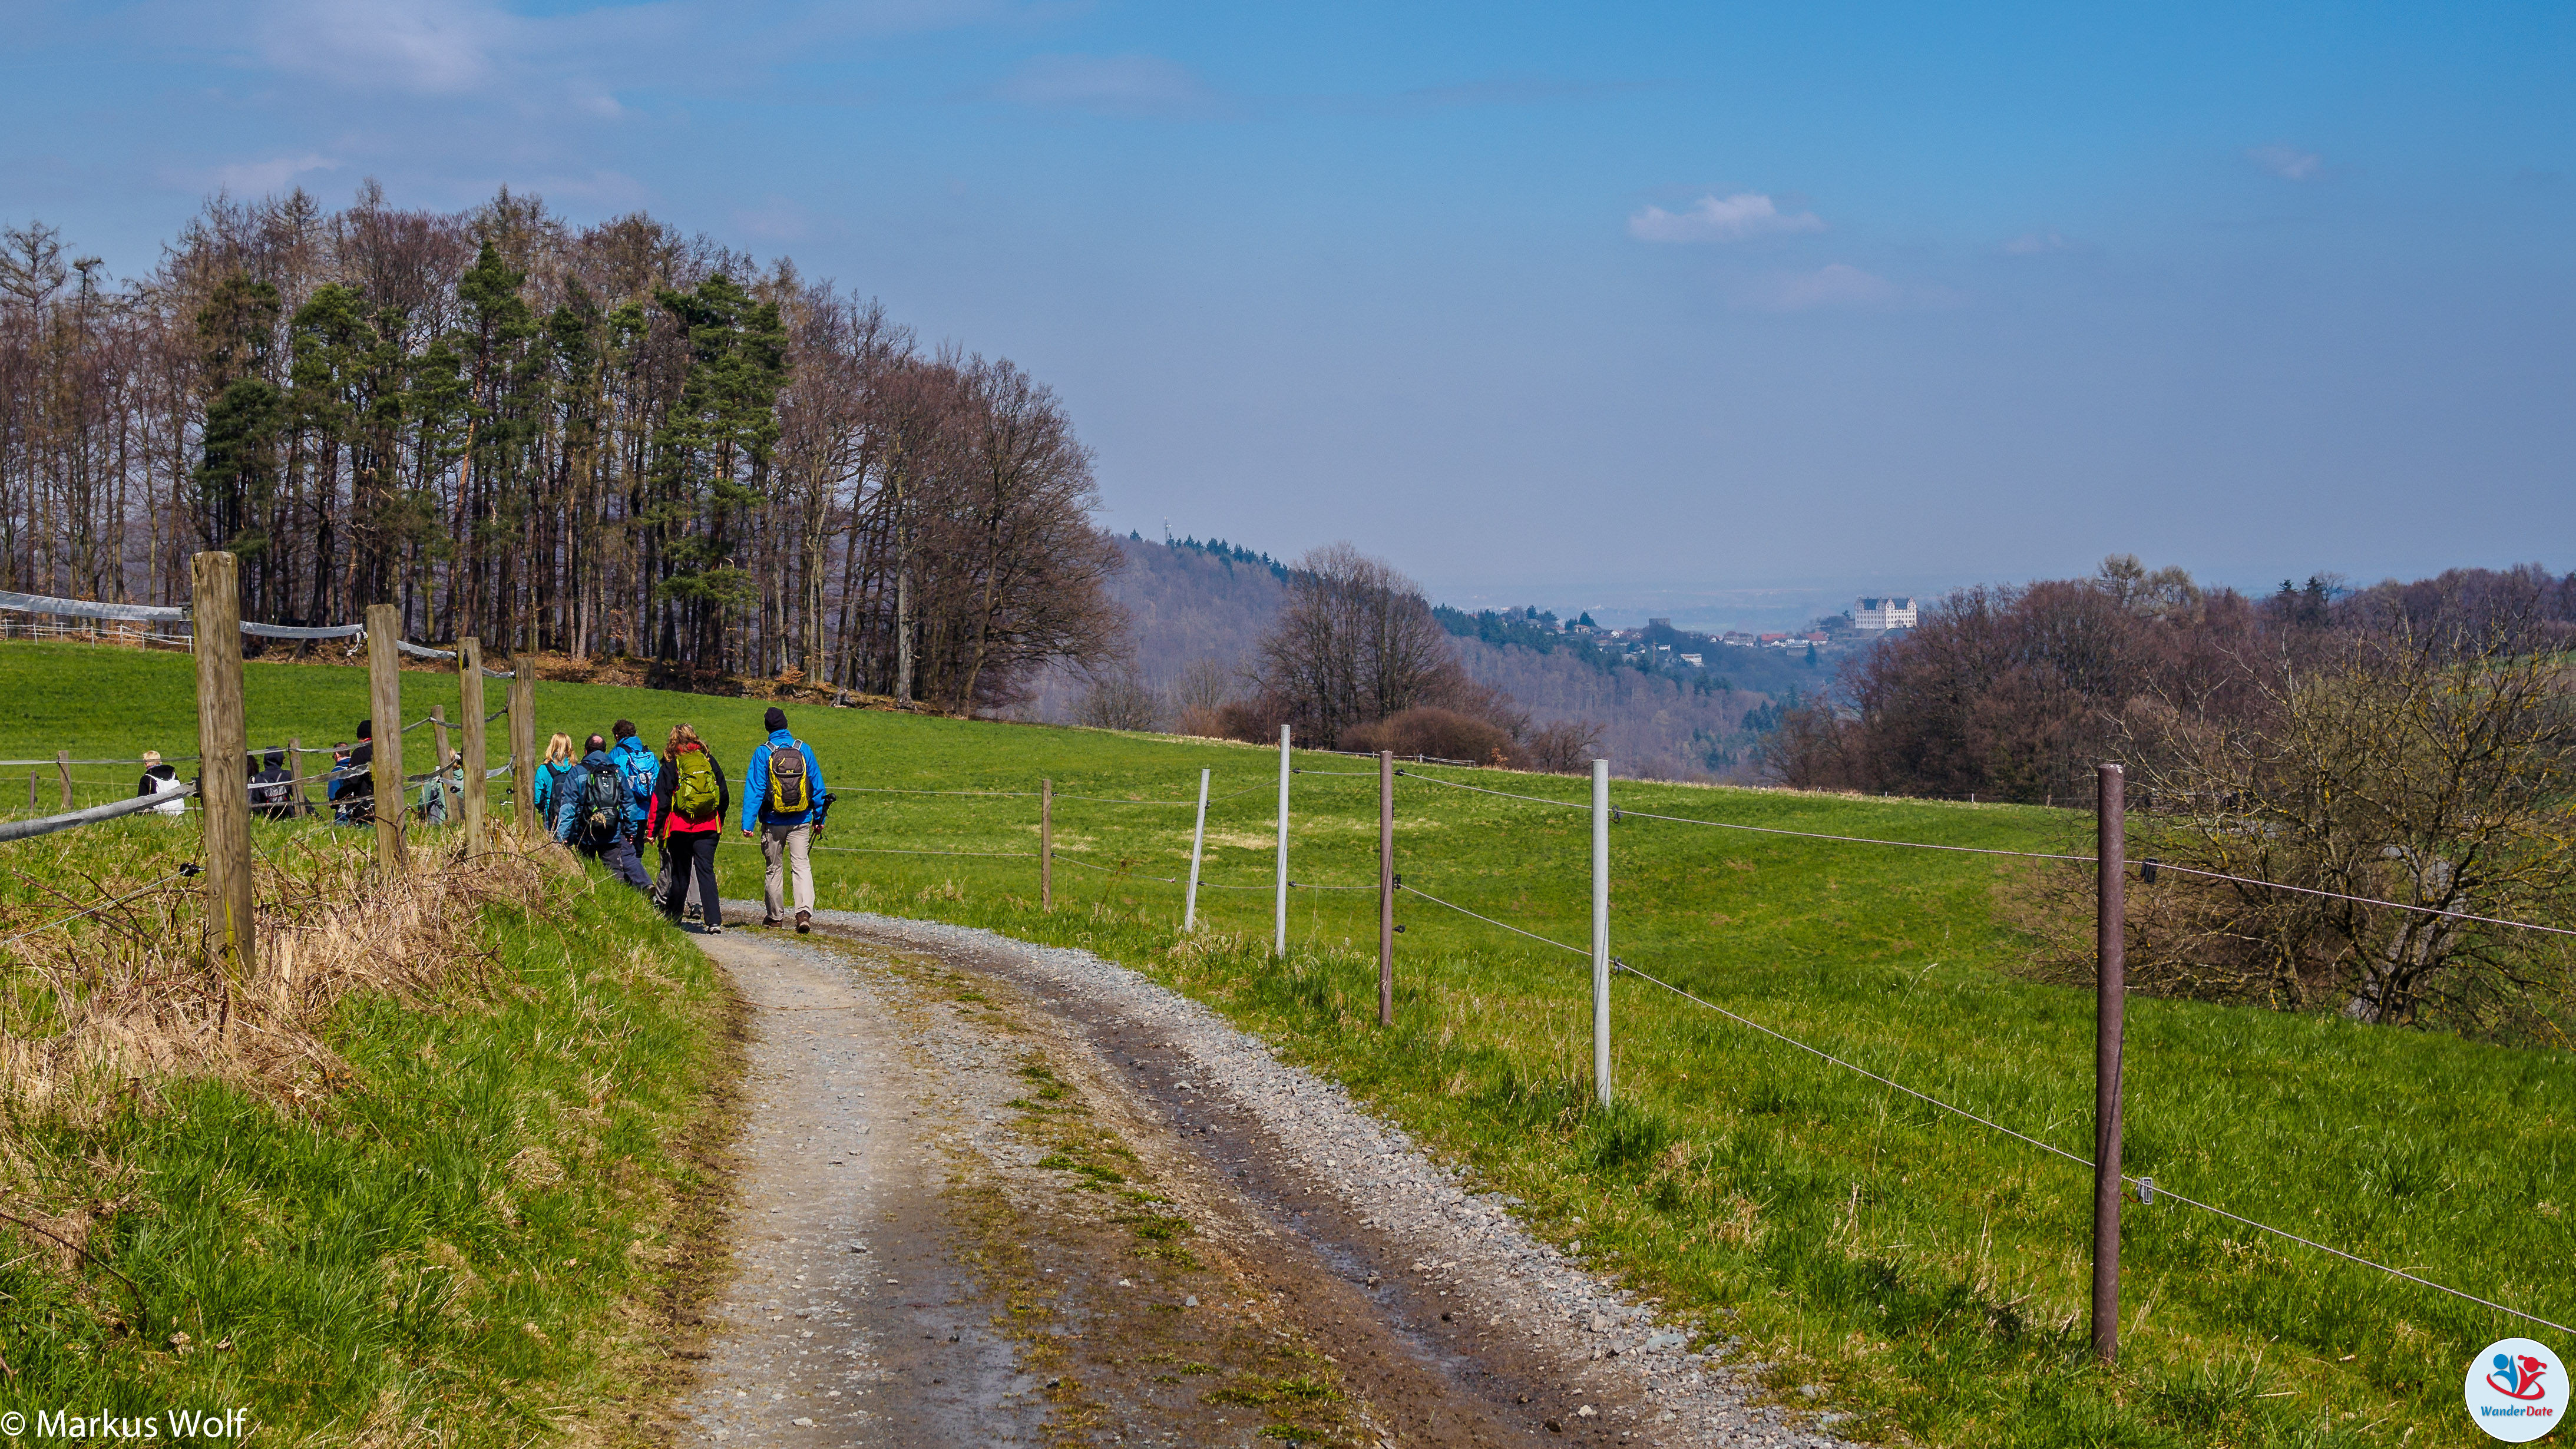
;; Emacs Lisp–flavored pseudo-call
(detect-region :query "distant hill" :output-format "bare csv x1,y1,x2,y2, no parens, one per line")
1017,534,1810,780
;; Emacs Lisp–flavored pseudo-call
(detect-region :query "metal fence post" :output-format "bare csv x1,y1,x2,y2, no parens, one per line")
191,551,255,996
459,639,487,855
1593,757,1612,1109
1185,768,1209,930
2092,761,2127,1365
1274,725,1291,958
1379,749,1396,1027
1040,778,1053,911
365,604,405,871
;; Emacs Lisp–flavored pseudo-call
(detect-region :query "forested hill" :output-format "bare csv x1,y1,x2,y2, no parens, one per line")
1022,535,1787,780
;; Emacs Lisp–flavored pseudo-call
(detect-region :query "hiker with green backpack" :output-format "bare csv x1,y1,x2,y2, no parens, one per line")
740,706,825,932
650,723,732,934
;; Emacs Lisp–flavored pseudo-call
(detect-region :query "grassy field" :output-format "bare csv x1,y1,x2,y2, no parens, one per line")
5,638,2568,1447
0,662,738,1443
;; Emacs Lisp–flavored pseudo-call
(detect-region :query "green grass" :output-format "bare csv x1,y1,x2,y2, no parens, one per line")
0,789,732,1441
6,638,2570,1447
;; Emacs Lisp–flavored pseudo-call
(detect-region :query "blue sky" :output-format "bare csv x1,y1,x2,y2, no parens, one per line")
7,1,2571,625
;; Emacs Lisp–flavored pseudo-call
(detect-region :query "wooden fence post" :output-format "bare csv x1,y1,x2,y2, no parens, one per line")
508,667,535,833
55,750,71,810
1040,779,1053,912
1379,750,1395,1028
288,736,308,816
365,604,405,871
2091,762,2127,1365
459,639,488,856
191,551,256,995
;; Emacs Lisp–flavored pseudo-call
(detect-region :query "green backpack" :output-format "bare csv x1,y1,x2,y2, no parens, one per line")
672,747,720,822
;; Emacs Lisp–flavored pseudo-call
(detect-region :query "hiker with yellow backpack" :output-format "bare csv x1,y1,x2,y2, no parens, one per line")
650,723,732,934
740,706,825,932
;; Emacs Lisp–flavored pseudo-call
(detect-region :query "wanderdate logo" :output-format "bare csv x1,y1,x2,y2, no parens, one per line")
2468,1338,2567,1443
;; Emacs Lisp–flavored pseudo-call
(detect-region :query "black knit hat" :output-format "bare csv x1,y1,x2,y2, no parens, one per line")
764,706,788,732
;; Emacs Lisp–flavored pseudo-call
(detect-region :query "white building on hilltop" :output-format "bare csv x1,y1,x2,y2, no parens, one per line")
1855,596,1918,630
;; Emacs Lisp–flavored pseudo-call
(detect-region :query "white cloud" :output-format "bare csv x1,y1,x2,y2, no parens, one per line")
206,151,340,194
2003,229,2071,256
988,54,1224,118
1627,192,1824,243
2247,143,2324,181
252,0,516,94
1742,263,1898,311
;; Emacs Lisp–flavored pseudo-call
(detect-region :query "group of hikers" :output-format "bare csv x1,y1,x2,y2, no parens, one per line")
133,704,832,937
532,706,831,935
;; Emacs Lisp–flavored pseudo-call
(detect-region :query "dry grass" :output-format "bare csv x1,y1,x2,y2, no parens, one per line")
1,821,577,1129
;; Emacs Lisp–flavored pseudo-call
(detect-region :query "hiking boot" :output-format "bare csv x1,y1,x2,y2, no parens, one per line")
686,903,703,923
703,923,724,935
795,909,811,934
763,917,786,929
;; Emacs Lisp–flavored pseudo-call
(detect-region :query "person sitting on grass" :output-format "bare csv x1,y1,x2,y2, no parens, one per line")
330,720,376,826
649,723,730,934
740,706,824,932
250,748,296,821
135,750,186,816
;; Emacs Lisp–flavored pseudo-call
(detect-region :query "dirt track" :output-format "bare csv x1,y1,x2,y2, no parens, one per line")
654,912,1847,1448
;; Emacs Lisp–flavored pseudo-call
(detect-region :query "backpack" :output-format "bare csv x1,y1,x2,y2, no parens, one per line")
581,763,626,846
673,747,720,822
766,740,811,815
544,762,587,842
617,745,658,819
252,771,292,812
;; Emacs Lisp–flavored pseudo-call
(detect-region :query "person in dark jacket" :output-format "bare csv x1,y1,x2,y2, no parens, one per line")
135,750,187,816
330,720,376,825
249,748,296,820
574,735,652,892
648,722,730,933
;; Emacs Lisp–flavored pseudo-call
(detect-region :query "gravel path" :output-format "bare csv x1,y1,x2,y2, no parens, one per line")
781,907,1856,1448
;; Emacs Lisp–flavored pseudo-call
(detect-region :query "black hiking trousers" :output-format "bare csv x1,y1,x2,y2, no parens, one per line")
663,831,723,928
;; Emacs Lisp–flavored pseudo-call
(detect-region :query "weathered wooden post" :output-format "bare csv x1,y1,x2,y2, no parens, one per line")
507,666,535,833
459,638,488,855
365,604,405,870
1378,749,1396,1028
2092,762,2127,1365
191,551,256,990
288,736,309,816
1040,779,1053,911
55,750,71,810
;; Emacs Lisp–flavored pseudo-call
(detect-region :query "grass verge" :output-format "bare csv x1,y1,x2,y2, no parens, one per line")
0,814,740,1445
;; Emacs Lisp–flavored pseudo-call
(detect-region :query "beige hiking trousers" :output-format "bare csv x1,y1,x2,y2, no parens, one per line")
759,821,814,920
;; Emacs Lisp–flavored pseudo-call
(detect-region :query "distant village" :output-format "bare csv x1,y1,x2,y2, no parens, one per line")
1477,597,1919,670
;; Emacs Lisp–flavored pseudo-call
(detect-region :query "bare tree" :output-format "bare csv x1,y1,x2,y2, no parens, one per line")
1074,669,1162,732
1254,542,1470,744
2095,626,2576,1034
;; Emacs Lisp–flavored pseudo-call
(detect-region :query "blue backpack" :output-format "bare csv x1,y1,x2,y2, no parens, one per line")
617,744,659,821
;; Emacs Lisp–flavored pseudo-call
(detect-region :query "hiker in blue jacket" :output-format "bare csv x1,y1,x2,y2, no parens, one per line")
607,717,659,878
740,706,825,932
575,732,652,892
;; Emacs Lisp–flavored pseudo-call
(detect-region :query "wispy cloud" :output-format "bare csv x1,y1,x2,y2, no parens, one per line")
987,54,1226,118
1628,193,1824,244
2002,229,2072,256
1741,263,1899,311
250,0,522,94
2246,143,2324,181
204,151,340,194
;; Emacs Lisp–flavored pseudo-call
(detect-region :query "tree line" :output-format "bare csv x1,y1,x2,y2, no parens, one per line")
1768,557,2576,1037
0,186,1122,712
